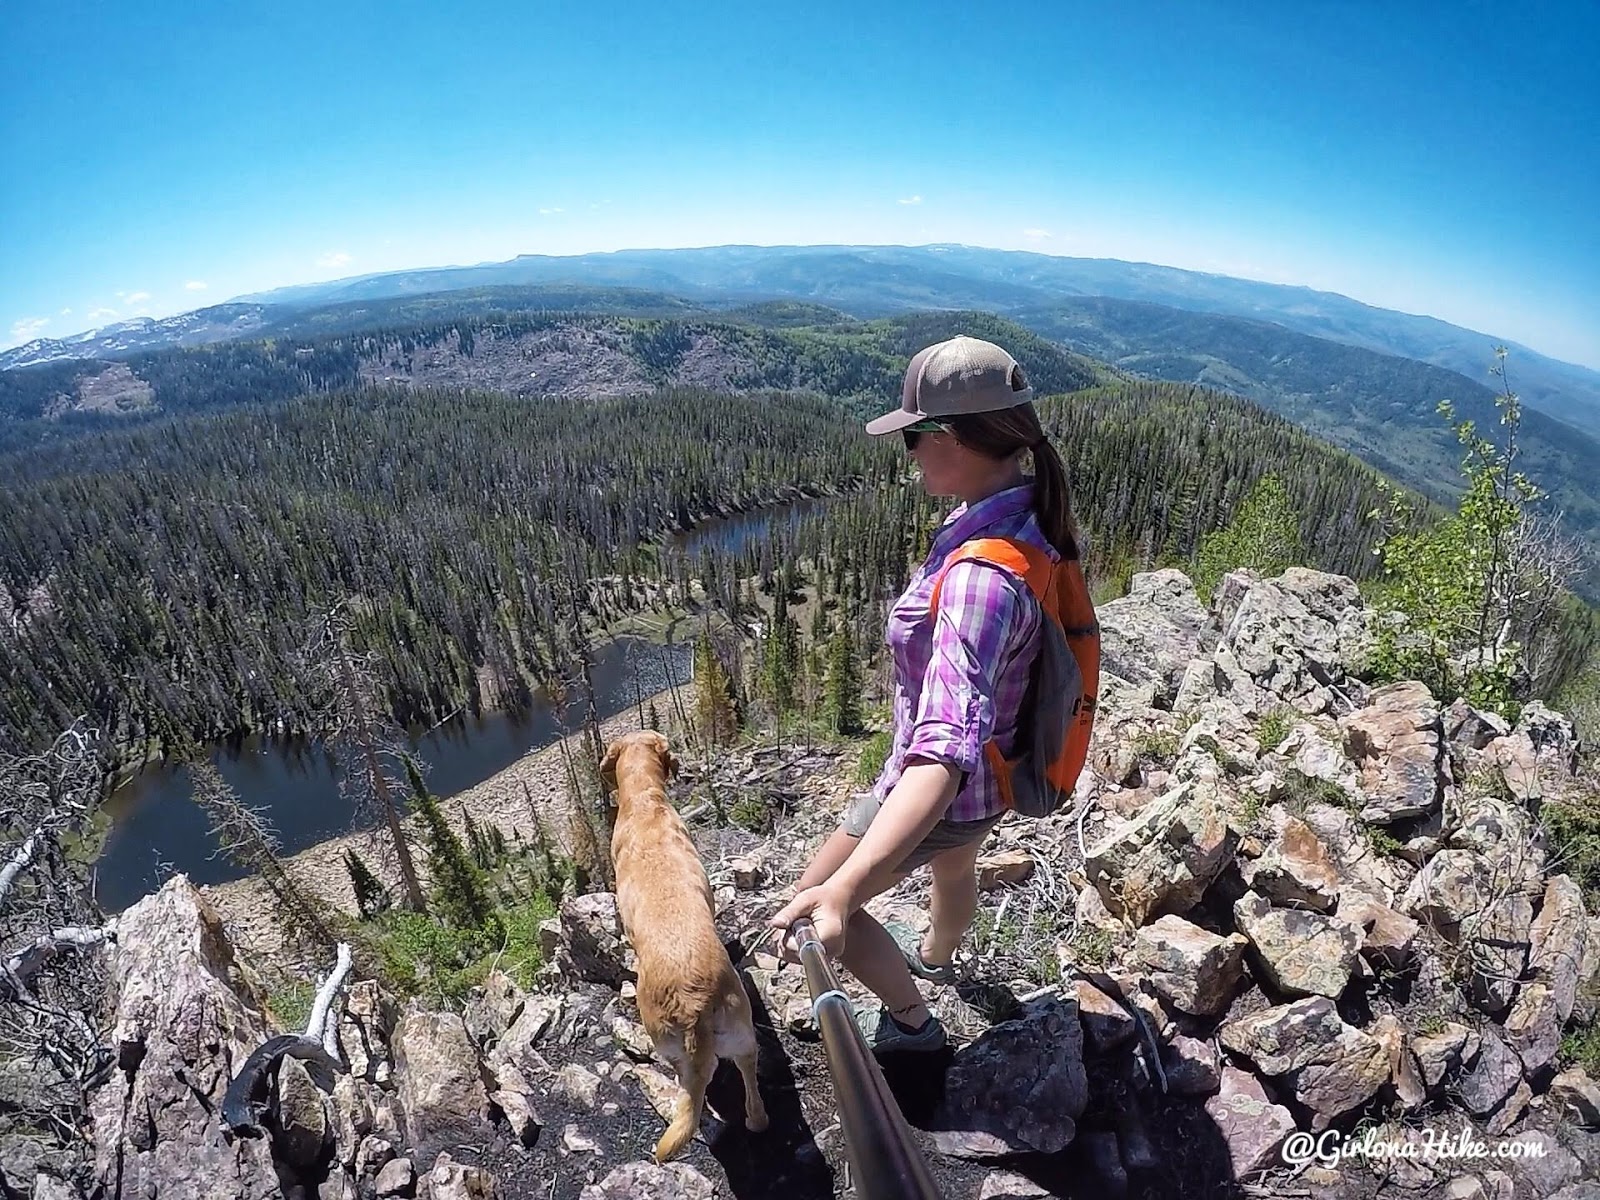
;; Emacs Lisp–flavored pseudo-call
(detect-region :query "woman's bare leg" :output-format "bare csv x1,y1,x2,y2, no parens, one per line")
922,837,985,966
789,829,929,1027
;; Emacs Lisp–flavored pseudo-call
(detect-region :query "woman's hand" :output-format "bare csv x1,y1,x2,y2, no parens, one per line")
769,880,854,959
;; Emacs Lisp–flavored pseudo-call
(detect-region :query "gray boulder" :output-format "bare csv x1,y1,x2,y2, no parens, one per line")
1218,997,1388,1127
1133,916,1248,1017
1096,569,1211,705
932,999,1088,1158
391,1008,487,1144
559,893,637,986
1234,891,1361,999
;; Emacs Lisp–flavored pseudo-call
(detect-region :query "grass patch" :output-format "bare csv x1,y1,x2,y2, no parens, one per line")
1560,1021,1600,1076
1278,768,1352,816
1415,1012,1447,1037
1365,825,1405,857
1131,728,1180,768
265,978,317,1033
1061,925,1113,969
1540,784,1600,911
362,894,557,1004
1255,707,1294,753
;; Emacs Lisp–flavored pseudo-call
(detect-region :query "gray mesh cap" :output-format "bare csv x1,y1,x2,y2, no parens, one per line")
864,335,1034,435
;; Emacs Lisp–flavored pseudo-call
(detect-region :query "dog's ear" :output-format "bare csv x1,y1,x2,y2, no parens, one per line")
664,749,681,781
598,742,622,790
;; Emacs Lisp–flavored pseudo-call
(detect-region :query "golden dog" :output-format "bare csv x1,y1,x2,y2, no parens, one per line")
599,730,768,1162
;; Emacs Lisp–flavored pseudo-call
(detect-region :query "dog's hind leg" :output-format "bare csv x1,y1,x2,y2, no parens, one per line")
735,1046,768,1133
653,1025,716,1163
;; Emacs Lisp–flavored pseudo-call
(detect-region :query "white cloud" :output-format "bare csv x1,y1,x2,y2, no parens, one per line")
89,307,119,320
317,251,353,269
1023,228,1052,240
185,280,208,291
539,206,564,215
10,317,49,343
898,194,923,206
60,307,72,316
125,290,152,304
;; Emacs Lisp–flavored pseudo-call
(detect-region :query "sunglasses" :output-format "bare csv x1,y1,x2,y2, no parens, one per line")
901,419,950,451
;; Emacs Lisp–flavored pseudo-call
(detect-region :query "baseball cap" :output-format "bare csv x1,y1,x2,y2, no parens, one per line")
865,335,1035,435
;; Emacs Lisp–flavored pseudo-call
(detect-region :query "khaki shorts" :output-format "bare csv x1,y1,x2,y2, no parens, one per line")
840,792,1005,874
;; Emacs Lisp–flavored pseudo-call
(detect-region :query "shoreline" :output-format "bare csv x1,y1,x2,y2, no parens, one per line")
200,685,689,969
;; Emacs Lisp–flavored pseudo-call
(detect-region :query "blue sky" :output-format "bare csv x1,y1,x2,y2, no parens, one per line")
3,1,1597,367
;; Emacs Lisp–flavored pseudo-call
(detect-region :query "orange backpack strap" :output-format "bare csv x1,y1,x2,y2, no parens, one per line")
927,537,1054,615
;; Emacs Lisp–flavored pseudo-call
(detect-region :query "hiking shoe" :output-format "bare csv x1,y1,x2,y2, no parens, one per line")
884,921,959,984
852,1001,948,1054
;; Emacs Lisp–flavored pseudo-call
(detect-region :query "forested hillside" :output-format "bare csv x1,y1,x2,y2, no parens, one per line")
0,378,1402,762
7,301,1595,597
0,310,1101,453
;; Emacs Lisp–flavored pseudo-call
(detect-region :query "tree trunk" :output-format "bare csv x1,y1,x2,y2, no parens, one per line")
335,643,425,911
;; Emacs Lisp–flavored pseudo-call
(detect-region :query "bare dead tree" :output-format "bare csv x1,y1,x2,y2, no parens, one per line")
1503,509,1591,693
0,720,115,1180
189,761,339,953
303,604,426,911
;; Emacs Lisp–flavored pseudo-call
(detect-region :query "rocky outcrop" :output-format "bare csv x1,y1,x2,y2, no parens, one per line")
87,877,290,1200
1083,779,1238,925
59,564,1598,1200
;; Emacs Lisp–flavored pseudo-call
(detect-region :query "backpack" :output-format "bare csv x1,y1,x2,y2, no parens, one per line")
928,536,1100,817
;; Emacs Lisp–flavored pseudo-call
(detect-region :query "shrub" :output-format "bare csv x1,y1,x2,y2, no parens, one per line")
855,730,893,786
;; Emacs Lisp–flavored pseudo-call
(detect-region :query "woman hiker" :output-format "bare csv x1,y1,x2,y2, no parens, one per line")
770,334,1084,1053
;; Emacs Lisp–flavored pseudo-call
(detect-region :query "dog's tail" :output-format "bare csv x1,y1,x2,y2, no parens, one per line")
653,1015,717,1163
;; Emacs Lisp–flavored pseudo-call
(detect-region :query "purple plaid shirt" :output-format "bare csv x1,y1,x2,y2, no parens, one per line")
872,484,1054,823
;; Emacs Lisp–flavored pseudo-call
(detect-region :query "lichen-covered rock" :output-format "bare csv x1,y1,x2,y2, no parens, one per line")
1084,779,1238,925
1411,1022,1477,1095
1133,915,1248,1016
1550,1068,1600,1129
1238,812,1341,911
1234,891,1361,999
1219,997,1389,1127
1220,569,1366,716
1202,1066,1296,1181
1530,874,1590,1023
1337,892,1420,973
932,999,1088,1158
1340,681,1445,823
1096,569,1210,705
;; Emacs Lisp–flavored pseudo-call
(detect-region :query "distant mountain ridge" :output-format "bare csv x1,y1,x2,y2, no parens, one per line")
8,245,1597,436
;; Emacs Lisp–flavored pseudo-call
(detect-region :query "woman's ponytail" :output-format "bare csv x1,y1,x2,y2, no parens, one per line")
1030,437,1080,561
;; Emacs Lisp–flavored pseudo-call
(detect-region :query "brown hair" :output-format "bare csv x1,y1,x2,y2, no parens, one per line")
942,404,1081,561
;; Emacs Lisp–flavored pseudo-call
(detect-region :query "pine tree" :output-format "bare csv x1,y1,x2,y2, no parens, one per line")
191,760,338,949
693,625,739,746
646,699,661,731
823,621,863,735
1192,474,1306,601
462,804,491,870
344,848,392,919
405,757,492,929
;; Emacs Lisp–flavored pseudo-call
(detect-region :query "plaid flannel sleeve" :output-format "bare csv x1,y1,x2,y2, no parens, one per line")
903,560,1030,777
